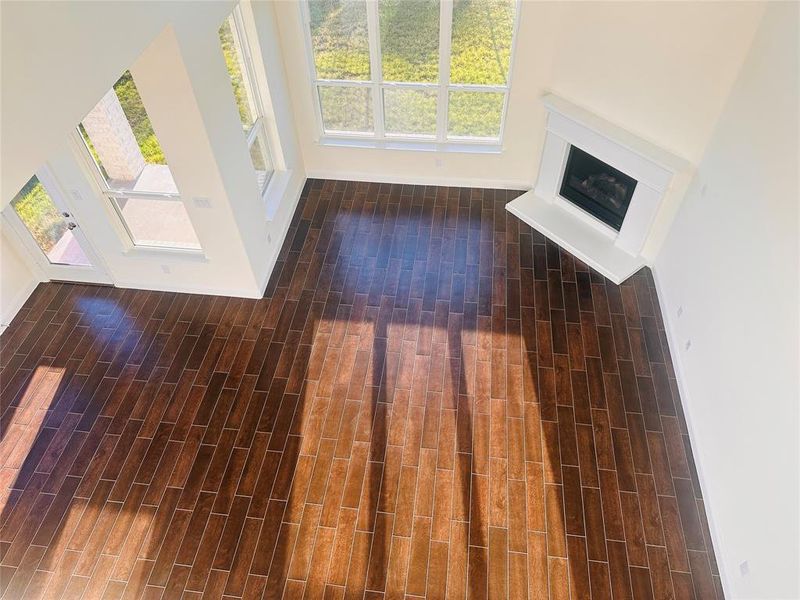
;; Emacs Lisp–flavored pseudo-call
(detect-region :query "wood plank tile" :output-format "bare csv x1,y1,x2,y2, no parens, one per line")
0,181,718,600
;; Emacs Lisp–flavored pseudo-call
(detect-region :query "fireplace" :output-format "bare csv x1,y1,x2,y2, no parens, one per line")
505,94,691,283
559,145,637,231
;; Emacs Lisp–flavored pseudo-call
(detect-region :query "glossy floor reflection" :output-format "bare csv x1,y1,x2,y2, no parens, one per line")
0,179,721,599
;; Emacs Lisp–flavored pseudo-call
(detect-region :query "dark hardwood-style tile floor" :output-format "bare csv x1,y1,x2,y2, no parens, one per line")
0,179,722,599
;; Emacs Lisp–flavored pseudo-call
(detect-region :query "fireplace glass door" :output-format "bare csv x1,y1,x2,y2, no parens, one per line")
559,145,637,230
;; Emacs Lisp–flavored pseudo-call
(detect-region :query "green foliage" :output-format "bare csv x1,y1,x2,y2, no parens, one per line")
112,71,166,164
11,178,66,253
219,18,255,130
310,0,371,80
450,0,515,85
448,91,504,138
318,86,373,131
379,0,440,83
139,135,165,165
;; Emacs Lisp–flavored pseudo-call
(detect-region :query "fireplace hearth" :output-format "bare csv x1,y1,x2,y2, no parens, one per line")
559,145,637,231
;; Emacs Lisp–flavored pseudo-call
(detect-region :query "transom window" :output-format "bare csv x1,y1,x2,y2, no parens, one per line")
219,6,274,193
304,0,518,143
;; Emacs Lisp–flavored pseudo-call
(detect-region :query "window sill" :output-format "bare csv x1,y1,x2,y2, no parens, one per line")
263,169,297,221
317,136,503,155
122,246,209,263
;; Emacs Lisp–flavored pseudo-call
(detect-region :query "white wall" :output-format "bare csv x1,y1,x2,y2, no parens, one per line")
0,225,41,333
274,1,763,189
1,0,304,302
654,3,799,598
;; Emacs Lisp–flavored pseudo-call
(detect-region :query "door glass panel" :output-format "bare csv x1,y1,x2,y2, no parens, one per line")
110,196,201,250
80,71,177,195
10,176,91,266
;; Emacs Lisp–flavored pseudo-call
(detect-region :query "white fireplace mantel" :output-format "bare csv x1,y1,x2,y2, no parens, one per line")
507,93,692,284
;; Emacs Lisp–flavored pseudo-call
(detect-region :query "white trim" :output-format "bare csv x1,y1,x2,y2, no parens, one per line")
305,169,530,190
365,0,384,138
314,79,507,94
650,266,729,597
497,0,522,146
437,0,453,142
121,246,207,262
317,136,502,154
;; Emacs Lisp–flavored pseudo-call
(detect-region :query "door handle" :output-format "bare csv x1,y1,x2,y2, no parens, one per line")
67,222,77,231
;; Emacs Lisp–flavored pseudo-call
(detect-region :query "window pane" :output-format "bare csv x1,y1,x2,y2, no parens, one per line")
112,197,201,250
318,86,373,133
219,15,257,132
249,131,274,191
81,71,178,195
379,0,439,83
448,91,505,138
10,176,91,266
309,0,370,81
450,0,516,85
383,88,437,136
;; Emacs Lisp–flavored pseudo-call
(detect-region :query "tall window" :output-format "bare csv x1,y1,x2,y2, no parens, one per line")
220,7,274,192
79,71,201,250
304,0,517,143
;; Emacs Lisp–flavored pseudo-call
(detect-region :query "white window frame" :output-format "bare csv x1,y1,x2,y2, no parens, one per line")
300,0,520,148
226,5,275,193
75,103,202,253
77,143,203,253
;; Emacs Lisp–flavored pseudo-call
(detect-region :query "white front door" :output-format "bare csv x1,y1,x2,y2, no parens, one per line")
4,166,112,285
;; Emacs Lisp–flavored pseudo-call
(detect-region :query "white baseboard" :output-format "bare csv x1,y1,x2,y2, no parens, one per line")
650,266,730,596
305,169,531,191
0,276,41,335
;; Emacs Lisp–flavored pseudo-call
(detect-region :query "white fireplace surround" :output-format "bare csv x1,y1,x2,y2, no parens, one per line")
507,94,692,284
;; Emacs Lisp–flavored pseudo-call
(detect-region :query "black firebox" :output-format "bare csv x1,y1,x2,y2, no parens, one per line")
559,145,637,231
